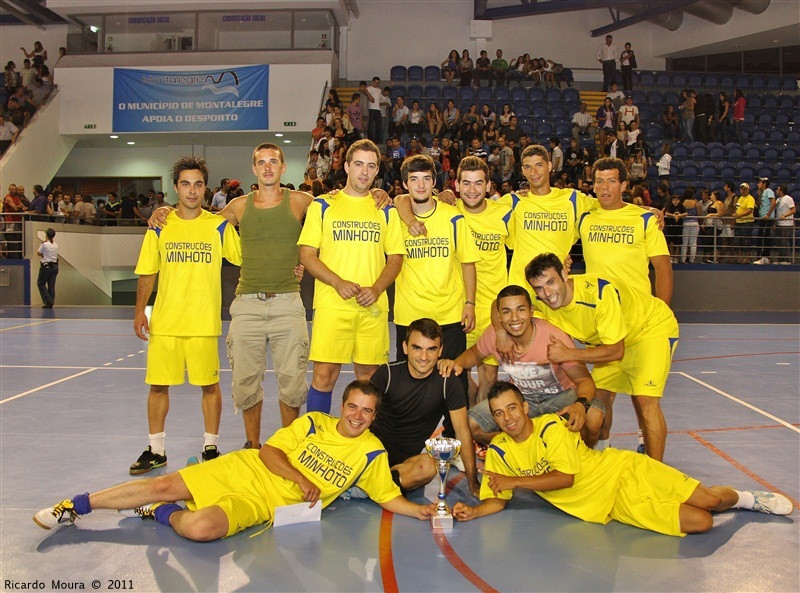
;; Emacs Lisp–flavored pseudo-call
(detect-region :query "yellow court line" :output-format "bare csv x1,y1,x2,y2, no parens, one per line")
0,319,59,332
676,371,800,434
0,368,97,405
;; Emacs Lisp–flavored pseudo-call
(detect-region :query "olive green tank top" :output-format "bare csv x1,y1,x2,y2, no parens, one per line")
236,189,302,294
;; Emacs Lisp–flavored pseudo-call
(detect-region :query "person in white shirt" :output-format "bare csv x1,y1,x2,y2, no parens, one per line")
596,35,618,92
773,185,796,263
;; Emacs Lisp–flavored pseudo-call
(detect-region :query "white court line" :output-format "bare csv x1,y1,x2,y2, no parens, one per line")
0,368,98,405
676,371,800,434
0,319,59,332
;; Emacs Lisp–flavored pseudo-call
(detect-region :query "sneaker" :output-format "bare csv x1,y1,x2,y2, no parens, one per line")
750,491,793,515
636,443,646,454
243,441,261,449
119,502,165,520
33,500,78,530
129,446,167,475
451,453,465,472
201,445,220,462
186,456,199,466
475,443,488,460
753,257,767,265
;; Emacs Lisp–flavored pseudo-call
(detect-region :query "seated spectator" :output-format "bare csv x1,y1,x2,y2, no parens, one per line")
4,61,18,96
407,99,425,138
20,59,35,90
407,137,422,157
474,50,493,87
483,119,499,147
541,58,557,88
571,102,596,141
503,116,524,145
0,114,20,155
29,77,50,105
498,103,514,131
628,150,647,183
491,49,509,87
564,139,582,184
441,50,459,86
427,102,443,137
467,137,488,162
442,99,460,140
311,117,326,144
507,55,526,85
390,96,409,138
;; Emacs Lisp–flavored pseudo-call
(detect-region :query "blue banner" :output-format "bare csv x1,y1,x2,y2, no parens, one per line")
113,65,269,132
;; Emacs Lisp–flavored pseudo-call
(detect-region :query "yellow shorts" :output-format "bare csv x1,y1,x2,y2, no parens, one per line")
309,307,390,366
591,335,679,397
466,306,498,367
179,450,274,538
146,335,220,386
610,453,700,537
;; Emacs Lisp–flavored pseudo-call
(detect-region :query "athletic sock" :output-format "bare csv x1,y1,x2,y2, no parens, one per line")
203,432,219,448
733,490,755,509
595,439,609,451
637,430,645,446
72,492,92,515
307,387,332,413
148,432,166,456
153,503,182,527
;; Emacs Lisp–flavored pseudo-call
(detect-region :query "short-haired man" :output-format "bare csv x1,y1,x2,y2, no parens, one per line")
733,181,756,264
491,49,509,88
474,50,493,88
439,285,603,447
130,157,242,474
391,155,479,372
774,185,796,263
366,76,383,143
596,35,617,93
210,178,229,212
34,381,435,540
571,103,596,141
451,382,792,534
525,253,678,462
753,177,776,265
299,139,405,414
368,319,480,497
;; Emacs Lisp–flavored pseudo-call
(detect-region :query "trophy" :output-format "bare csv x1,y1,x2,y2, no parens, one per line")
425,437,462,529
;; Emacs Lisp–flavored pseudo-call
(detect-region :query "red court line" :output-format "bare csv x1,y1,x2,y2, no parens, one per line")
672,351,799,363
432,530,500,593
688,431,799,510
378,510,399,593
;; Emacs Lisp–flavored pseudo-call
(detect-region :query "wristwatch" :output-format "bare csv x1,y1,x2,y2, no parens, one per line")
575,397,591,412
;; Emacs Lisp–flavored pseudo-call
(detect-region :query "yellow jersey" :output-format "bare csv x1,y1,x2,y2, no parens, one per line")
134,210,241,337
578,203,669,299
298,192,406,311
394,198,481,326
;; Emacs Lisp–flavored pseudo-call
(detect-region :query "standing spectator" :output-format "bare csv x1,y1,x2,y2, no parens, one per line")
619,42,636,91
366,76,383,144
3,184,24,257
774,186,796,263
596,97,616,147
27,185,52,221
347,92,363,138
210,178,229,212
120,192,138,225
663,194,685,262
441,50,459,86
733,182,756,263
753,177,776,265
716,92,732,144
21,41,48,67
680,189,700,263
596,35,617,92
549,137,563,177
732,89,746,144
20,59,36,90
0,114,20,155
491,49,509,87
36,228,58,308
458,49,474,87
694,93,710,143
474,50,493,87
571,102,596,141
4,61,18,95
656,143,672,185
380,86,392,146
680,89,697,143
104,191,121,226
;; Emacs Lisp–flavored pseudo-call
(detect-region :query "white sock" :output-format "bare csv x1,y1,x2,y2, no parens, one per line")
733,490,755,509
637,430,644,446
204,432,219,448
148,432,166,456
595,439,610,451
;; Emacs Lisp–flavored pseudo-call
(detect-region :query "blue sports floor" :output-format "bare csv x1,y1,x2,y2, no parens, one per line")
1,307,798,593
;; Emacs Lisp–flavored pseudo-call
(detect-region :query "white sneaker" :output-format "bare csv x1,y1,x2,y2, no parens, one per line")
33,500,78,530
451,454,465,472
753,257,770,265
750,491,793,515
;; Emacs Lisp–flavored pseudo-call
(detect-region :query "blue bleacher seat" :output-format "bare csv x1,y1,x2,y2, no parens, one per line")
520,122,535,136
476,87,493,102
528,87,545,101
782,76,798,93
515,105,530,117
750,129,767,144
719,75,734,89
703,74,719,90
763,147,779,162
424,85,441,100
787,131,800,146
555,123,572,137
768,130,785,145
745,94,762,110
459,86,475,101
762,94,779,111
700,163,718,181
550,105,567,118
689,143,707,160
537,122,553,136
390,65,407,82
743,112,756,126
390,84,405,101
407,65,424,81
725,143,743,161
563,88,580,103
545,88,562,102
735,75,750,90
645,126,663,142
407,85,423,100
708,143,725,161
766,76,781,92
738,164,755,180
494,87,510,102
672,143,689,159
563,101,581,114
688,75,703,89
639,106,655,122
673,73,688,88
639,71,655,87
775,112,791,126
793,163,800,182
744,145,762,161
756,164,773,179
781,147,797,163
774,166,792,182
662,91,680,106
441,86,458,101
647,90,663,105
777,95,794,110
718,164,736,180
511,87,527,102
655,72,670,87
424,65,441,82
756,113,773,127
681,163,699,179
750,76,766,92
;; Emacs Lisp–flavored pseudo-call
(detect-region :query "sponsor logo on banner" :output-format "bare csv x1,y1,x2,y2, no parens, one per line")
113,65,269,132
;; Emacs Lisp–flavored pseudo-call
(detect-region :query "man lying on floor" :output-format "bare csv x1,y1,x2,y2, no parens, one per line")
452,381,792,536
34,380,434,541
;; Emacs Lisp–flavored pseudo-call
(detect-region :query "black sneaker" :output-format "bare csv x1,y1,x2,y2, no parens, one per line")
201,445,220,462
243,441,261,449
129,446,167,475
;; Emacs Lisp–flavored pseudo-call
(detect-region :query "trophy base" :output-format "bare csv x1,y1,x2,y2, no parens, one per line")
431,514,454,529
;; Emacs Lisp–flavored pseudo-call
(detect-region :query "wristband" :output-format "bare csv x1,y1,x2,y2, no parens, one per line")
464,300,475,306
576,397,591,412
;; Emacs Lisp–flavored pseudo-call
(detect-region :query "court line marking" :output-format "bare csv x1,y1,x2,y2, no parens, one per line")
675,372,800,434
0,368,98,405
689,431,799,510
0,319,59,332
672,351,800,363
378,510,399,593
